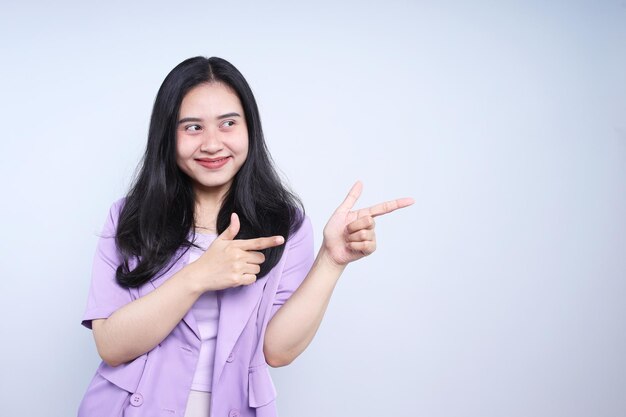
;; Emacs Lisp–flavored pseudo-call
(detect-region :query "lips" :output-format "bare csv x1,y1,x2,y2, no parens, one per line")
196,156,231,169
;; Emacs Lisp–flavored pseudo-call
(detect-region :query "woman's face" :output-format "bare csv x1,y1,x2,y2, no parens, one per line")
176,82,249,199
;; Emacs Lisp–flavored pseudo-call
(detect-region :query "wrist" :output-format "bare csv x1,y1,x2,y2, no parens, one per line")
316,247,347,274
177,262,205,296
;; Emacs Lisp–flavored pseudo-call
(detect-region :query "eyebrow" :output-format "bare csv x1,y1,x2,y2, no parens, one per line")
178,112,242,124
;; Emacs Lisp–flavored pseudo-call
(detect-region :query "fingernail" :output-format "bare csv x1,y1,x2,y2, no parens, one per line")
277,236,285,244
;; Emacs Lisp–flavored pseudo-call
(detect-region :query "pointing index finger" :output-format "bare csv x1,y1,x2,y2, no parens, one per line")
238,235,285,251
358,197,414,218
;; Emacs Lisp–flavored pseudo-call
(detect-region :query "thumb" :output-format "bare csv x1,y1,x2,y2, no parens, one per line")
337,180,363,212
219,212,240,241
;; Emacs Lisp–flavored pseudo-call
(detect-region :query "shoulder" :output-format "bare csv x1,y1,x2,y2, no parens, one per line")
285,210,313,254
110,197,127,215
100,197,127,234
288,209,313,243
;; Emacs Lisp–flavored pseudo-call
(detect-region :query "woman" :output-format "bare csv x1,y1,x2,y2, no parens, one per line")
78,56,413,417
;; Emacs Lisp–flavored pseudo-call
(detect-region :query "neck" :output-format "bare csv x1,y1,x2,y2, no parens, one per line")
193,183,230,232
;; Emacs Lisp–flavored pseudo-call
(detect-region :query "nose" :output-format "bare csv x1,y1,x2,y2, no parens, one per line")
199,128,223,154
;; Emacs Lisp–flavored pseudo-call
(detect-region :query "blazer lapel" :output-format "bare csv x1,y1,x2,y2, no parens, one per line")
212,276,269,387
146,240,271,385
148,246,202,341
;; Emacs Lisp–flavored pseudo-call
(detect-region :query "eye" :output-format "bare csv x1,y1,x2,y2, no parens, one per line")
185,124,202,132
221,120,236,128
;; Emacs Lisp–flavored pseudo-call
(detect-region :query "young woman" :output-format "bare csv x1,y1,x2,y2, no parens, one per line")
78,56,413,417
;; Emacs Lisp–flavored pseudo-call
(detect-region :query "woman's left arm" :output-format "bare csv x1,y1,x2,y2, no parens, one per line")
263,181,414,367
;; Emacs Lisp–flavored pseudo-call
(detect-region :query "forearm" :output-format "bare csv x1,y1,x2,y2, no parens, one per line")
263,247,346,367
92,266,202,367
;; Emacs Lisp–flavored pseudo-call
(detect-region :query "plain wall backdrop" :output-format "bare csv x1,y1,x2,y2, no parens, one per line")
0,1,624,416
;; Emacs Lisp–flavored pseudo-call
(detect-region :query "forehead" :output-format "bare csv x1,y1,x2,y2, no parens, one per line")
179,82,243,115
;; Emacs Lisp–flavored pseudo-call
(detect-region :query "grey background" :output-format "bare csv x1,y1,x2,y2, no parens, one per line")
0,1,625,416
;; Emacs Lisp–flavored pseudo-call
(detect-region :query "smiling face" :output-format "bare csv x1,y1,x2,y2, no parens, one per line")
176,82,249,202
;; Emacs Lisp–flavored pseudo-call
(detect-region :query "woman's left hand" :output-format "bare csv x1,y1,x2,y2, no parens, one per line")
321,181,414,267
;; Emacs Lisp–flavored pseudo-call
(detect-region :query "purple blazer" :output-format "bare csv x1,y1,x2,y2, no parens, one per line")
78,199,314,417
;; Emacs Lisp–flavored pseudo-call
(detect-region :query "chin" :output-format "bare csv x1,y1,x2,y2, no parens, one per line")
194,177,234,191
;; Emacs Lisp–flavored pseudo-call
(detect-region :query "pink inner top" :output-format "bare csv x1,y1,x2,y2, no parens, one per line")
188,233,219,392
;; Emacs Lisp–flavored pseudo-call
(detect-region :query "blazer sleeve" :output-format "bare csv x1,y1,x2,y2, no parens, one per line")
269,214,315,320
81,198,133,329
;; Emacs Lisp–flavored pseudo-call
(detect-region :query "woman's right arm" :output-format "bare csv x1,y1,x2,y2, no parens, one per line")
91,265,202,367
91,212,283,367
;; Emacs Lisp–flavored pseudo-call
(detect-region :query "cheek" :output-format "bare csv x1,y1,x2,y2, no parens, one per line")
175,139,195,172
176,137,195,159
236,132,250,158
239,141,249,160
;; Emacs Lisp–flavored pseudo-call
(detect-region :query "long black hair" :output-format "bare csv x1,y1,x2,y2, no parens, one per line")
115,56,304,288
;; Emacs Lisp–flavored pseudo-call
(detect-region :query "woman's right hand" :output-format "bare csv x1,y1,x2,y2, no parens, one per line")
187,213,285,292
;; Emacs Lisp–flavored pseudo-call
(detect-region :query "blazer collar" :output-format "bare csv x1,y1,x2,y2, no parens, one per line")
212,277,269,387
148,245,204,341
147,241,270,385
